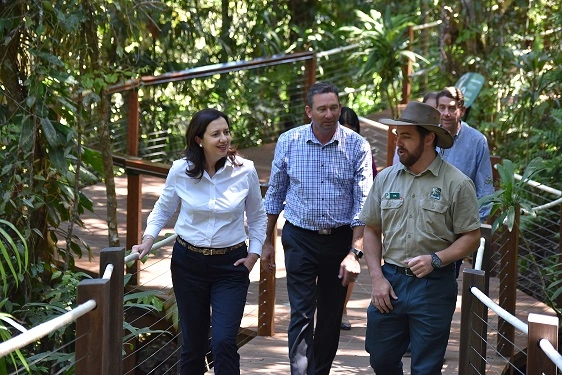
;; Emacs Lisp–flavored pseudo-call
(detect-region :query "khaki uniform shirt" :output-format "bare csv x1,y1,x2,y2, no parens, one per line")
359,155,480,268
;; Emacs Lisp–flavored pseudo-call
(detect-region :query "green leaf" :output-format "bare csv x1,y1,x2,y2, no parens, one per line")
40,117,59,147
505,205,516,232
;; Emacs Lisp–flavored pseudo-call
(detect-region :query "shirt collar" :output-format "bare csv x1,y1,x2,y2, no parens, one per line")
305,122,341,145
402,154,444,177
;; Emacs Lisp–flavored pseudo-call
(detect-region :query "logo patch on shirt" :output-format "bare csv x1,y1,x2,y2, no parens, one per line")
430,187,442,200
384,192,401,200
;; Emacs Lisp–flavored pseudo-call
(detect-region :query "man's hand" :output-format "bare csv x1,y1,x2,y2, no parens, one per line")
404,255,434,278
260,242,276,273
339,253,361,286
371,275,398,313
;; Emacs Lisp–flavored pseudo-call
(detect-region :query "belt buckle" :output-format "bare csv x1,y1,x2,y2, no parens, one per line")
318,228,332,235
404,268,415,277
202,249,212,255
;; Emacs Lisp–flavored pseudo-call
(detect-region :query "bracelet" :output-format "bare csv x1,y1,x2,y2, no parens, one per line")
142,234,154,242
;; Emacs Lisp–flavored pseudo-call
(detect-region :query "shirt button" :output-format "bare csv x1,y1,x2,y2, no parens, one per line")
412,194,415,198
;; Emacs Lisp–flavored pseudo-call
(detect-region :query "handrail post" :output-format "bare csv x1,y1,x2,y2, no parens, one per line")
258,184,276,336
385,126,395,167
558,202,562,308
478,224,492,294
303,53,317,124
459,268,487,375
100,247,125,374
497,207,519,358
527,313,558,375
75,279,111,375
126,90,142,285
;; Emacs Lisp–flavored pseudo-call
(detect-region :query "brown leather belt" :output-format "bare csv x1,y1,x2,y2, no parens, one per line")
176,236,245,255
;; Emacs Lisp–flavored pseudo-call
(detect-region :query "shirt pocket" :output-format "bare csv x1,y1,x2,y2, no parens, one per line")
418,198,450,235
381,199,404,231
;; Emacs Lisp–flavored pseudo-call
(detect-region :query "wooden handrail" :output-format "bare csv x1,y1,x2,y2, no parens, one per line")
107,51,316,94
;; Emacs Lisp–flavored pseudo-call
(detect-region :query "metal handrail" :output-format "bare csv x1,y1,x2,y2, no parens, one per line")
0,300,97,357
124,233,178,263
470,286,529,335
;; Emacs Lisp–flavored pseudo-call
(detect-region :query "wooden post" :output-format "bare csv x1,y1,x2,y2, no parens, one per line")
303,54,317,124
558,203,562,309
527,313,558,375
75,279,111,375
477,224,492,295
385,126,396,168
126,90,142,285
497,206,519,358
459,268,487,375
100,247,125,374
401,25,414,104
258,184,276,336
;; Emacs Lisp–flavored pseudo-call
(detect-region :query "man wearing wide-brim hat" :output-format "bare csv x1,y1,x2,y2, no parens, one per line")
358,101,481,374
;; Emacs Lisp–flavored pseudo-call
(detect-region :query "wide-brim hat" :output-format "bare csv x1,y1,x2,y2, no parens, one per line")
379,102,454,149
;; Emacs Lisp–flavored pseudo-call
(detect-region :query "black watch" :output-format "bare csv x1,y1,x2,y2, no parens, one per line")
431,253,442,269
349,247,363,260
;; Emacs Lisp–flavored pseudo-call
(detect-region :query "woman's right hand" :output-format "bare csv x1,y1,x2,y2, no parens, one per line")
131,236,155,259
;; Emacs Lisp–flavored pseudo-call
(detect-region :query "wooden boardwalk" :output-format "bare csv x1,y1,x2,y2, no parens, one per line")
71,120,555,374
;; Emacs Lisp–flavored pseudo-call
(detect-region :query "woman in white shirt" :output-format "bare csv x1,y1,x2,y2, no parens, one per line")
132,108,267,374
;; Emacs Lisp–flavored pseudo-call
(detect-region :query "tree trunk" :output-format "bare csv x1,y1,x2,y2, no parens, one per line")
82,0,120,248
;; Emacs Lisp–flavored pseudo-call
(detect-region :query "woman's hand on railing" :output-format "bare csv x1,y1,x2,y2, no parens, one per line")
132,235,155,259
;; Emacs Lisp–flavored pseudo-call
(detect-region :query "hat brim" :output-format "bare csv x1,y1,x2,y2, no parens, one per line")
381,118,454,149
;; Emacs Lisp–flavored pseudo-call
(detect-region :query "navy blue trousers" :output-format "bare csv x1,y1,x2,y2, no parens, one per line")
170,240,250,375
365,263,457,375
282,222,352,375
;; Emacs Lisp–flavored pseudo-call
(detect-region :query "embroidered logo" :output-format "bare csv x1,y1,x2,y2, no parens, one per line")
430,187,442,200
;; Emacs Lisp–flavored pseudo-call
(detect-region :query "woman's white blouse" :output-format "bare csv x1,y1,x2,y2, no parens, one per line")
144,157,267,256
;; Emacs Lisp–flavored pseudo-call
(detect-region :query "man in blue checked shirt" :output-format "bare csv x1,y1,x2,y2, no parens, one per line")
261,82,373,375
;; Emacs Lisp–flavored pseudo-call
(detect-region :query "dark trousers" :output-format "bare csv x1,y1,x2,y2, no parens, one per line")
365,263,457,375
170,241,250,375
282,222,352,375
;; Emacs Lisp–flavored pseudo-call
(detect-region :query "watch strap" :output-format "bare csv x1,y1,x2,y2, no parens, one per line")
349,247,363,260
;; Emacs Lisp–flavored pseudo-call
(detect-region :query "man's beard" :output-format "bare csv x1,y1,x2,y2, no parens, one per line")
398,142,424,167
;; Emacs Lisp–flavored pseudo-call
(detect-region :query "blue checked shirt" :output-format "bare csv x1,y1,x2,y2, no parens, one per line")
439,122,494,220
264,124,373,230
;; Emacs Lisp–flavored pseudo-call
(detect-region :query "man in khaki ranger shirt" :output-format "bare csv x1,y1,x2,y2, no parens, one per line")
359,102,481,375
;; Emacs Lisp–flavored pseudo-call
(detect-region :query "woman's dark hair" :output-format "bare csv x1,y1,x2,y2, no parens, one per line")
339,106,360,134
184,108,240,179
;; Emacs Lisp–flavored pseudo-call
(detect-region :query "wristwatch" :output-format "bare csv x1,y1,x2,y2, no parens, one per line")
349,247,363,260
431,253,442,269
